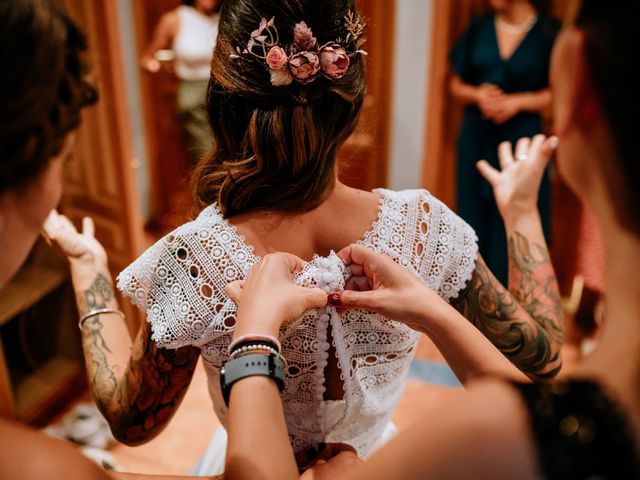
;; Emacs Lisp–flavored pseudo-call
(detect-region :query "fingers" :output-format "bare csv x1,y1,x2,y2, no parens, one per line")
344,276,371,292
304,287,328,310
535,135,558,170
514,137,531,161
56,213,78,233
498,141,514,170
42,210,60,239
331,289,380,311
224,280,245,303
260,252,305,275
336,244,382,272
476,160,501,187
82,217,95,238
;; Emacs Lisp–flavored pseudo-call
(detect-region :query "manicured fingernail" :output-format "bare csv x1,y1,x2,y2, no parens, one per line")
549,136,559,149
328,293,342,306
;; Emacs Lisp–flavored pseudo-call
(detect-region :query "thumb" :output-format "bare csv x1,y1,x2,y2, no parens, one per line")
330,289,381,312
225,280,245,304
303,287,328,311
476,160,501,187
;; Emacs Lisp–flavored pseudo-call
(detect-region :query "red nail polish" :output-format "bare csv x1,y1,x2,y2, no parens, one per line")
328,293,342,306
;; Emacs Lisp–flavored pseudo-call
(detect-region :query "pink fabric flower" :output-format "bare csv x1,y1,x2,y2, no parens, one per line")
293,21,317,50
319,43,350,80
289,51,320,84
266,46,288,70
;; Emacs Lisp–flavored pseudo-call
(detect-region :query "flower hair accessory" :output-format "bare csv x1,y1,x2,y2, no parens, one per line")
230,11,367,87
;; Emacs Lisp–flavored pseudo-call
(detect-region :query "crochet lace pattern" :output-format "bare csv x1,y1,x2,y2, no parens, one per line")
117,189,478,456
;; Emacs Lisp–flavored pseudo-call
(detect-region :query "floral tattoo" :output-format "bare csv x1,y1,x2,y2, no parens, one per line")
80,273,199,444
453,234,564,380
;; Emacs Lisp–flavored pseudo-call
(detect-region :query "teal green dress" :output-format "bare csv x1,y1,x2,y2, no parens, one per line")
450,14,560,283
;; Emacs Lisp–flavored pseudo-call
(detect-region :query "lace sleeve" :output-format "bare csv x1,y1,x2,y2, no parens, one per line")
415,191,478,302
116,211,249,349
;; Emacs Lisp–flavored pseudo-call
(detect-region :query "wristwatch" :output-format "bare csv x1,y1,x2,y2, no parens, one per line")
220,352,286,406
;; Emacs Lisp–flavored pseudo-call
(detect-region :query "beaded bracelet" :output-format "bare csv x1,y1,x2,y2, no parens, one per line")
228,334,281,356
230,344,279,359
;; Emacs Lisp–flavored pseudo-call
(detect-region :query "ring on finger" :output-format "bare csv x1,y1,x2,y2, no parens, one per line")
517,154,528,161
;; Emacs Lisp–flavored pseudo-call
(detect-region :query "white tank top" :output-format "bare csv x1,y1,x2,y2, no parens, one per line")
172,6,218,81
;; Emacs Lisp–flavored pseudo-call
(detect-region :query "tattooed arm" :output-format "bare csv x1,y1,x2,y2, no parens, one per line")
44,212,199,445
452,245,563,380
453,135,564,380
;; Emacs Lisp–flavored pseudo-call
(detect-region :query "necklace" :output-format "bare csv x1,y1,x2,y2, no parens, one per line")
495,13,538,35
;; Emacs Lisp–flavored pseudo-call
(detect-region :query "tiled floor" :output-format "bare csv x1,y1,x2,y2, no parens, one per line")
107,335,463,475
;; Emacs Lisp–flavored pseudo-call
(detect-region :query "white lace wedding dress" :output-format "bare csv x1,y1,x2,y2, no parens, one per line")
117,188,478,459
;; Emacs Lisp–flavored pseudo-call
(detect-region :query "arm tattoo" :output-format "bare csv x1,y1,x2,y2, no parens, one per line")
82,273,117,405
80,273,199,445
453,235,564,380
508,232,564,346
108,324,199,445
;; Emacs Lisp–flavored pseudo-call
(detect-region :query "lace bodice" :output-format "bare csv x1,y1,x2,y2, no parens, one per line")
117,189,478,456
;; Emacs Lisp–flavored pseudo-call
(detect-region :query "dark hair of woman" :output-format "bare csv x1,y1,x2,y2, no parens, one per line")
192,0,366,217
0,0,97,193
574,0,639,234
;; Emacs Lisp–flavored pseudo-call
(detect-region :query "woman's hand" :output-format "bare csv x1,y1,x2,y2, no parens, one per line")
225,253,327,339
331,244,448,333
476,134,557,223
42,210,108,267
301,444,362,480
487,94,522,125
476,83,504,118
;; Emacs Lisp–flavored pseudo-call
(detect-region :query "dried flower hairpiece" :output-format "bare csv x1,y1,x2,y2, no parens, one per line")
230,11,367,87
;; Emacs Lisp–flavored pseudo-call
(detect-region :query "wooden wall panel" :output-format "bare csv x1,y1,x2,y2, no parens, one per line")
338,0,395,191
62,0,145,333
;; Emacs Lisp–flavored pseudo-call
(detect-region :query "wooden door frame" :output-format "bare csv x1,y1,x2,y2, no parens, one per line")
63,0,145,333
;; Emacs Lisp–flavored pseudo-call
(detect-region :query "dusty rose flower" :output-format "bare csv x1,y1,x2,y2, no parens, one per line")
266,46,288,70
293,21,317,50
289,51,320,83
270,67,293,87
319,43,350,80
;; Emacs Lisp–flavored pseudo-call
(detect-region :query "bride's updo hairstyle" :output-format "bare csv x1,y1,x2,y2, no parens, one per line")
193,0,366,217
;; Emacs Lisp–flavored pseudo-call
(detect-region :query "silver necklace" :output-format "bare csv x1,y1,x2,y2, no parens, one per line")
496,13,538,35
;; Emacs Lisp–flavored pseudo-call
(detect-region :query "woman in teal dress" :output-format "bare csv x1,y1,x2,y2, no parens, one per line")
449,0,560,283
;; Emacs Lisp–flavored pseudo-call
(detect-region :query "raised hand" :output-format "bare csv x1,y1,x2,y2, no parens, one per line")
42,210,108,267
476,134,558,222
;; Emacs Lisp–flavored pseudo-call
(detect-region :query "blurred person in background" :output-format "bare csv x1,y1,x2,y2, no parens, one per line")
449,0,560,284
141,0,221,165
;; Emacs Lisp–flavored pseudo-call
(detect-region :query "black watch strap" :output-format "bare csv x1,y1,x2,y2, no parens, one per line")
220,353,286,406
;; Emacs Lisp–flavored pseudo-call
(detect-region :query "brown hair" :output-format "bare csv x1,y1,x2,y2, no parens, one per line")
192,0,366,217
574,1,639,234
0,0,97,193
